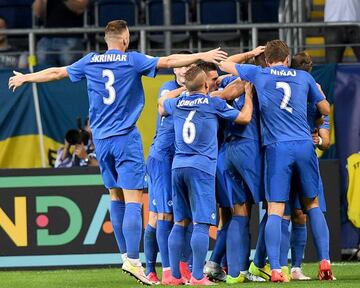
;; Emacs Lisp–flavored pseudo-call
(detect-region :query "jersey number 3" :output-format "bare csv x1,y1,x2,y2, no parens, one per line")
103,69,116,105
276,81,293,114
182,110,196,144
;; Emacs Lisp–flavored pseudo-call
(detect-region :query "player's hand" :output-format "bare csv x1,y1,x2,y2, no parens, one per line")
312,130,320,145
251,46,265,56
201,48,228,64
245,82,253,98
8,71,26,92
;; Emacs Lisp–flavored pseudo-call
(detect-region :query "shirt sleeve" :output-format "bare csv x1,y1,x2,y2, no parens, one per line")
66,53,92,82
163,98,177,115
320,115,330,130
131,52,159,78
235,64,259,82
212,97,240,122
307,73,325,105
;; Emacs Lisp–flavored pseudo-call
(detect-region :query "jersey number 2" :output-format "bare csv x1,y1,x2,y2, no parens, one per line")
182,110,196,144
276,81,293,113
103,69,116,105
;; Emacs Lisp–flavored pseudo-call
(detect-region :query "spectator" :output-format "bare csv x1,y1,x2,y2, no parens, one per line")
33,0,88,66
55,120,98,168
0,16,27,69
324,0,360,63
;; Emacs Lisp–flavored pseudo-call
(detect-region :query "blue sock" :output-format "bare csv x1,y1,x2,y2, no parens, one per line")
227,215,250,277
291,223,307,267
265,214,282,270
210,221,230,264
157,220,173,268
188,252,193,272
168,224,186,278
122,203,142,259
181,222,193,262
220,254,227,268
280,219,290,267
307,207,330,260
144,224,158,275
110,200,126,254
191,224,210,280
254,213,268,268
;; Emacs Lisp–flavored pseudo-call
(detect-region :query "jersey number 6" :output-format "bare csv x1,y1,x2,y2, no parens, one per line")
102,69,116,105
182,110,196,144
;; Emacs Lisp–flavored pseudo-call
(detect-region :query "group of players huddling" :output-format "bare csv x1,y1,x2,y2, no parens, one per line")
8,19,334,286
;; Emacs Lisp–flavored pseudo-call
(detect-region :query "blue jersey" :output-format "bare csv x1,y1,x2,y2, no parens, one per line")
163,93,239,176
149,80,180,159
235,64,325,145
219,75,260,141
66,50,159,139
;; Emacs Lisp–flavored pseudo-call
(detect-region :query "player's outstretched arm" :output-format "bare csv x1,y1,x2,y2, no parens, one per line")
211,78,245,100
8,67,69,92
218,61,239,77
157,48,228,69
234,82,253,124
227,46,265,64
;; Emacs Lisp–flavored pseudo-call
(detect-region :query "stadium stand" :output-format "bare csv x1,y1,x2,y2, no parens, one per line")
145,0,191,49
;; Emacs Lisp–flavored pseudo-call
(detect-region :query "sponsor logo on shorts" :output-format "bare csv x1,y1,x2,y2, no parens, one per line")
152,199,156,206
167,200,173,207
211,213,216,220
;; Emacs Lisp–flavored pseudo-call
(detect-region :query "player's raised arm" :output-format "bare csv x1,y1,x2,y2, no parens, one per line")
8,67,68,92
211,78,245,101
218,61,239,77
234,82,253,124
227,46,265,64
157,47,228,69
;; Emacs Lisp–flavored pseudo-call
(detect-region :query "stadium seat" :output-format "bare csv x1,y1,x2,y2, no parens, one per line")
196,0,243,50
145,0,191,45
0,0,33,28
94,0,139,46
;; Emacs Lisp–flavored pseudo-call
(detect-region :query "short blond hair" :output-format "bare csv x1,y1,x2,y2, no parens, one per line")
185,66,207,92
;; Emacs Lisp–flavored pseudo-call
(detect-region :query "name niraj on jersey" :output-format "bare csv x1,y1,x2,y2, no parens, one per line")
270,69,296,77
90,54,127,63
178,97,209,107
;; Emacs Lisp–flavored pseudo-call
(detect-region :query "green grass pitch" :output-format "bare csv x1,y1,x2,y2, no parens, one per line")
0,262,359,287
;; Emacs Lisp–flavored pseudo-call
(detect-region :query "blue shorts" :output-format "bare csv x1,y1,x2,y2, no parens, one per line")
225,138,264,205
216,143,233,208
146,155,173,214
172,167,217,225
287,173,327,214
93,128,146,190
265,140,320,202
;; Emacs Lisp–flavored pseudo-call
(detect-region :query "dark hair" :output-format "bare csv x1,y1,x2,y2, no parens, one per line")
264,40,289,64
196,61,217,73
105,20,128,37
291,51,313,72
254,53,267,68
185,66,206,92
